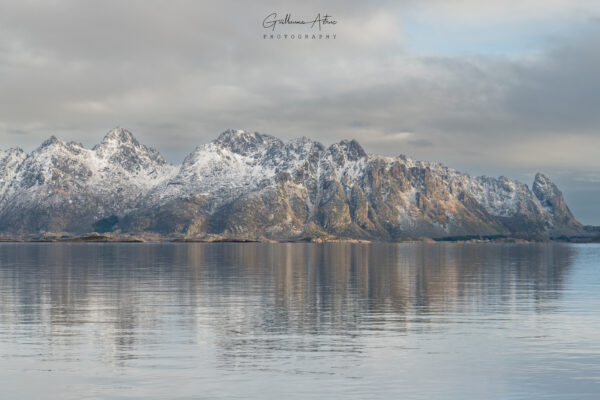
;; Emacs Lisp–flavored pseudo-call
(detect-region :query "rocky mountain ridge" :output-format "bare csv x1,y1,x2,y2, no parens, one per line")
0,127,589,240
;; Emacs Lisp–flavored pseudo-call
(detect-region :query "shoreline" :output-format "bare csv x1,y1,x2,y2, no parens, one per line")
1,234,598,244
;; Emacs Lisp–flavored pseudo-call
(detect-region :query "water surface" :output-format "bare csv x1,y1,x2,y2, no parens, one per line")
0,243,599,399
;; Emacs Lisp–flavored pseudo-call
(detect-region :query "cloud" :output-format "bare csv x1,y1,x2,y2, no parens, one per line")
408,139,434,148
575,174,600,184
414,0,600,22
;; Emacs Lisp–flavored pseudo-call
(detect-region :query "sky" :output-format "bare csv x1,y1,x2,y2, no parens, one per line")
0,0,599,224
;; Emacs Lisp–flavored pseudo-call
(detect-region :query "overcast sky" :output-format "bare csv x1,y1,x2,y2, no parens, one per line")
1,0,599,224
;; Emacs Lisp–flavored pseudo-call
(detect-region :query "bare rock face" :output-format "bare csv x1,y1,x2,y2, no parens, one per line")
532,173,582,236
0,128,588,239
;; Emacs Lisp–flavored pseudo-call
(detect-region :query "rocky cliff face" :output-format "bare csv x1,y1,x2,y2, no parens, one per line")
0,128,586,239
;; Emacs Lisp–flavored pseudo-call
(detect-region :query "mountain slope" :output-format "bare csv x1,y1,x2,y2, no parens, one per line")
0,128,586,240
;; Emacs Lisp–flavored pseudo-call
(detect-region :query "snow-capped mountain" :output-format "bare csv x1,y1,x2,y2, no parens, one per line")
0,128,176,234
143,130,324,212
0,128,586,239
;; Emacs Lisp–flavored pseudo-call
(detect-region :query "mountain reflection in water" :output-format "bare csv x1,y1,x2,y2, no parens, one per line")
1,243,598,400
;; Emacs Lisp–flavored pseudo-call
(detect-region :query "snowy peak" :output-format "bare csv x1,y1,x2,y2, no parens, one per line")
532,172,563,212
213,129,283,156
39,135,63,149
99,127,139,146
96,127,145,158
328,139,366,162
94,127,171,171
533,173,559,203
95,127,141,155
532,172,579,230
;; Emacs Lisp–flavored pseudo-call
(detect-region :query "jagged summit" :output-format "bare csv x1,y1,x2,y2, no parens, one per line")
533,172,563,211
216,128,252,139
533,172,557,196
95,128,142,155
0,127,588,239
99,127,139,146
94,127,172,172
39,135,63,149
329,139,367,162
532,172,580,233
213,129,283,156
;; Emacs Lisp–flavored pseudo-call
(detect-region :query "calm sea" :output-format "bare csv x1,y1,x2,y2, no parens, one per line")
0,243,599,399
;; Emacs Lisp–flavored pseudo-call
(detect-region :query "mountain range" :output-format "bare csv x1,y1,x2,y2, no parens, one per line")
0,127,594,241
